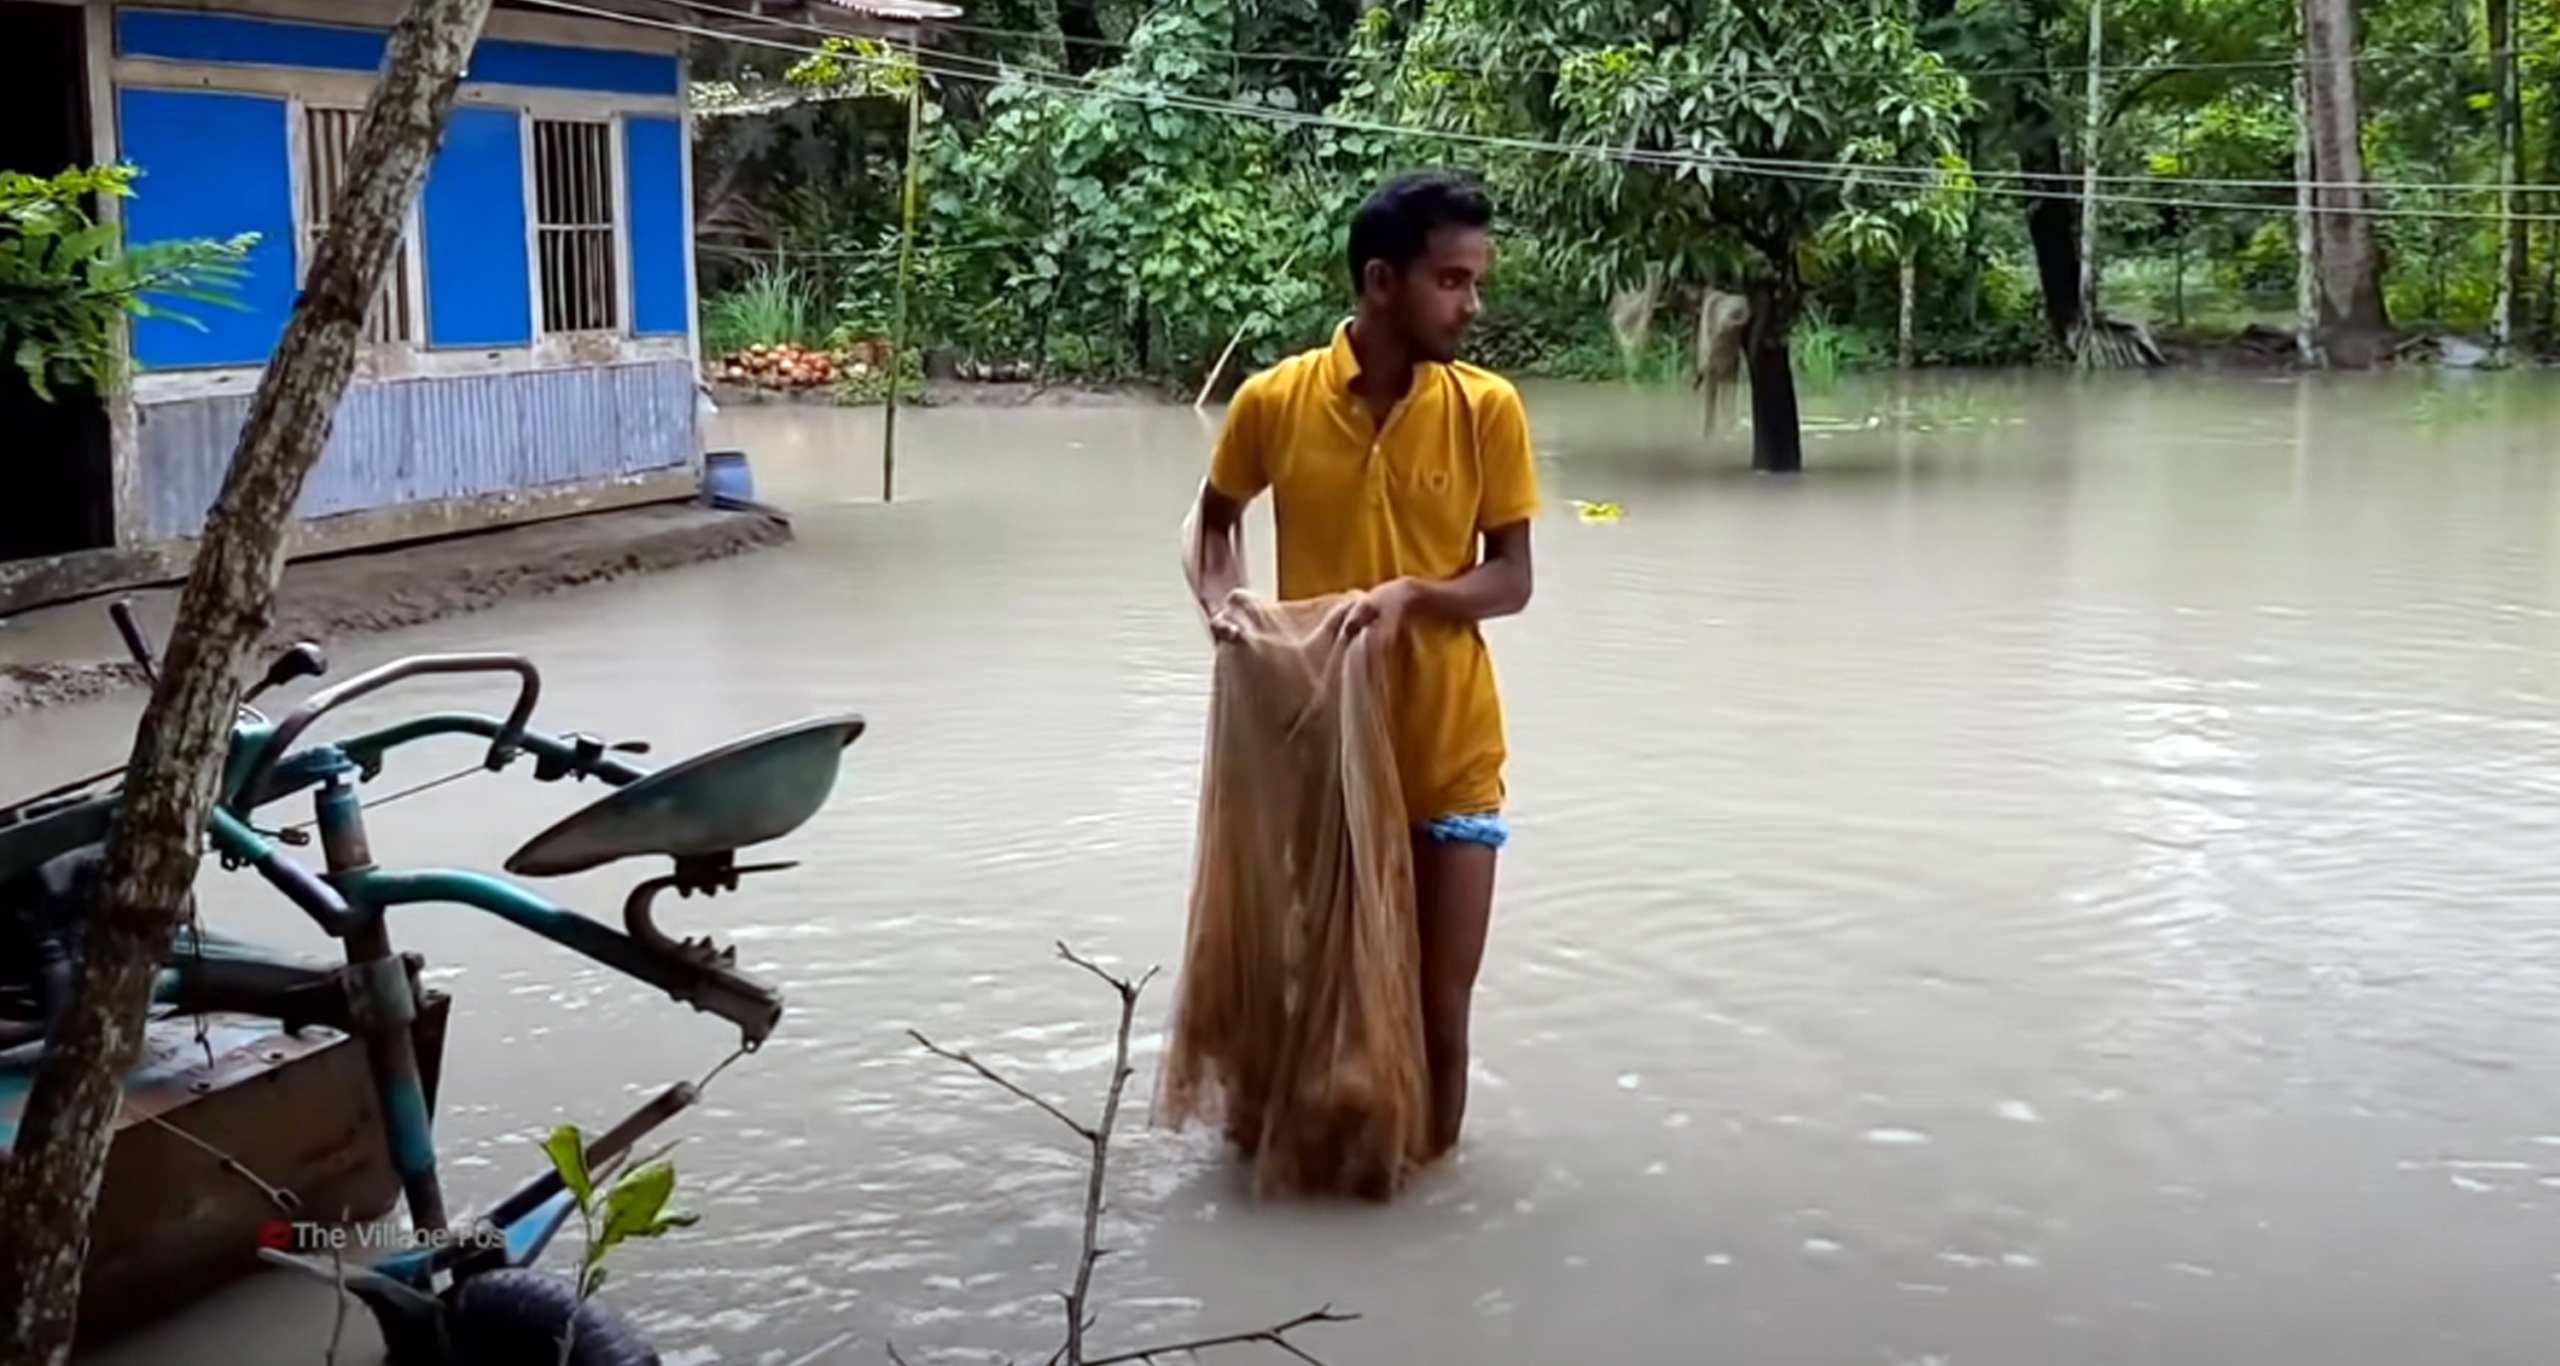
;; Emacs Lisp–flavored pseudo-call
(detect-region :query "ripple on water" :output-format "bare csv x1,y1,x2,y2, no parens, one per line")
40,384,2560,1365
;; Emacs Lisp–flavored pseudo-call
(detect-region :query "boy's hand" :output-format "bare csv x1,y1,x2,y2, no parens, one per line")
1204,587,1250,644
1343,578,1424,640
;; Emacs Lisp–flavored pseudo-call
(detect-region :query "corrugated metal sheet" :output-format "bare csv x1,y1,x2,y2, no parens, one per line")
135,360,697,540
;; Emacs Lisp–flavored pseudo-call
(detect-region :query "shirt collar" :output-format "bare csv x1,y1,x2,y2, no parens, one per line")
1322,317,1362,393
1323,317,1440,395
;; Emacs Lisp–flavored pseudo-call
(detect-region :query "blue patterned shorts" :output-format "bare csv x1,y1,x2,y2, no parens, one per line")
1424,812,1510,850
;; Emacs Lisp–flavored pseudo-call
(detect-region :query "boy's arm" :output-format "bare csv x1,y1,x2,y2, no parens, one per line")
1357,382,1538,633
1184,378,1271,633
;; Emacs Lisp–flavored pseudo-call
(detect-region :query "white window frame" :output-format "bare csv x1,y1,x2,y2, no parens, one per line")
522,108,632,346
284,97,426,356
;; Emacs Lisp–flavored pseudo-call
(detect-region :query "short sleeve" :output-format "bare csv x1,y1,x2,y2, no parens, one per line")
1476,380,1540,530
1206,372,1273,502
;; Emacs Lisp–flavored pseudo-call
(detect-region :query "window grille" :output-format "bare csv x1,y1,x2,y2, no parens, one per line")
300,106,417,345
532,118,621,334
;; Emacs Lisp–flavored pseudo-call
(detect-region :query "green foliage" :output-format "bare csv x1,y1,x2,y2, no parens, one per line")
699,0,2560,386
543,1123,698,1303
832,344,927,403
908,0,1342,382
703,259,824,357
787,36,921,99
0,164,254,402
1331,0,1976,307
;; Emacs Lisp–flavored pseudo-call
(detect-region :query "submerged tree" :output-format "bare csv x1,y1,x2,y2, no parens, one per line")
1340,0,1974,470
2298,0,2391,365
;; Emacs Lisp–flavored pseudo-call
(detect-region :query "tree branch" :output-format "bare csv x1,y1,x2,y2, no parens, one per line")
908,943,1349,1366
905,1029,1095,1140
1080,1308,1363,1366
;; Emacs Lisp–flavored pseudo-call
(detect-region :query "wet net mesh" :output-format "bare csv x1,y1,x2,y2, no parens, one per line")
1153,506,1435,1201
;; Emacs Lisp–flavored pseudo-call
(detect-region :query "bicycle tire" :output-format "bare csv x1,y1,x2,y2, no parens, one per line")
446,1268,662,1366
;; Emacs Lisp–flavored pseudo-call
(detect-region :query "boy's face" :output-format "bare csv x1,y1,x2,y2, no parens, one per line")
1368,226,1492,364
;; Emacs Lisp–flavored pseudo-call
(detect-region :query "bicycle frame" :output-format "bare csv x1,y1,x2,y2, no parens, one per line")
211,701,789,1304
6,611,828,1362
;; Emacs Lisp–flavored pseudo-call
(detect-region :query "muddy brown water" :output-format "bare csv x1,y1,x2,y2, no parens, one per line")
33,370,2560,1365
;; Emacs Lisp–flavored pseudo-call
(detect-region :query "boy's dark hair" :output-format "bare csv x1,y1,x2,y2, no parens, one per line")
1346,169,1494,288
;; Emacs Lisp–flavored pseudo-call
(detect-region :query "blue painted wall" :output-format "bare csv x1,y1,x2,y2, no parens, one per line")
113,8,694,366
421,106,533,348
117,9,681,96
624,116,689,338
117,88,296,369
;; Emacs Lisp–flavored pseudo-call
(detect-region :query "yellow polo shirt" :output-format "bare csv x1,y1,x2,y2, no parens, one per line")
1207,320,1541,825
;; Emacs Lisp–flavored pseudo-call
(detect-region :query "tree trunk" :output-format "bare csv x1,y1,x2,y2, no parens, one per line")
0,2,494,1361
2074,0,2104,360
1744,282,1803,474
2292,61,2323,363
2010,84,2082,342
2490,0,2525,359
2297,0,2391,367
2007,0,2083,343
1897,255,1917,369
2541,68,2560,340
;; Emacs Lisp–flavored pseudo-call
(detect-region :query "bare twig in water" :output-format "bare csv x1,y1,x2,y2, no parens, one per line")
1081,1308,1361,1366
778,1327,858,1365
907,941,1356,1366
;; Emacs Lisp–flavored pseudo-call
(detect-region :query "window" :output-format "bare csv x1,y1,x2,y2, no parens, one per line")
298,105,418,346
532,118,621,335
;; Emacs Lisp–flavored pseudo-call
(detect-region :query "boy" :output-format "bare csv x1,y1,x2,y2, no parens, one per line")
1185,169,1538,1158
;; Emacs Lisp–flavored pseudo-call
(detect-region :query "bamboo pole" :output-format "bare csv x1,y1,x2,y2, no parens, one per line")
882,31,924,503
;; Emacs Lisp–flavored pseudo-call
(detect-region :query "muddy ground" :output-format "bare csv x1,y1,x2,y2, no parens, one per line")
0,502,792,718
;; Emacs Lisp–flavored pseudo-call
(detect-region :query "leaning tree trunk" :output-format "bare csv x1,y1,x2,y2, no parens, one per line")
0,1,495,1360
1743,281,1804,474
2298,0,2391,367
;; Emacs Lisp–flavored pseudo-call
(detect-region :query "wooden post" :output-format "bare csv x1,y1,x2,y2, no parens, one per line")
881,30,924,504
0,2,495,1361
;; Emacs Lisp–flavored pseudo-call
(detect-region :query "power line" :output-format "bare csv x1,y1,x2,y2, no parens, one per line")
534,0,2560,224
693,0,2552,86
652,0,2560,200
670,0,2560,202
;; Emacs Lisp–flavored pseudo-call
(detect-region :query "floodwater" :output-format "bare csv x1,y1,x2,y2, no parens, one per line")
34,368,2560,1365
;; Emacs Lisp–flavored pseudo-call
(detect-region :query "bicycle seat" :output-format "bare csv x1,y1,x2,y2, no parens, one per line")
502,714,865,878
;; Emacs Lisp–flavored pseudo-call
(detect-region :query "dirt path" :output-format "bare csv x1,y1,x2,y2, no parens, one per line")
0,502,791,717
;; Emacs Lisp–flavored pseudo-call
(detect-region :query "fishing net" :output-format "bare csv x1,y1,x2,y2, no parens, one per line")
1154,505,1434,1201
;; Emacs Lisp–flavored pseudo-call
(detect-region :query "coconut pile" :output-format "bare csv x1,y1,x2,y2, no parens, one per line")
713,343,865,390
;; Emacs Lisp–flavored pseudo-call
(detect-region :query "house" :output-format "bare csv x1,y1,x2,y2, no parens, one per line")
0,0,950,613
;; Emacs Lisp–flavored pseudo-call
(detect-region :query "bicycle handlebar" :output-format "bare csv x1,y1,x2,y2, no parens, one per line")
229,653,541,813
